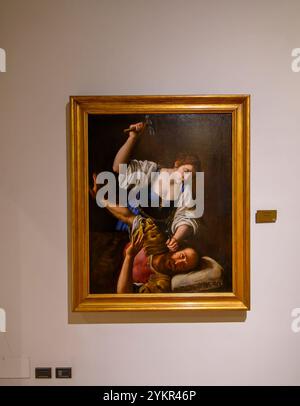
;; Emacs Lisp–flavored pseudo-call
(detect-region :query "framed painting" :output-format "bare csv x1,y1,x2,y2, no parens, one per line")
70,95,250,312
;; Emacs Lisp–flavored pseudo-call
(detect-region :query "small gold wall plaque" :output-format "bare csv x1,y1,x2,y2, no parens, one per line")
255,210,277,223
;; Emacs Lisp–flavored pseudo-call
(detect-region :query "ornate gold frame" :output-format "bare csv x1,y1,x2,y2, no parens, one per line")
70,95,250,312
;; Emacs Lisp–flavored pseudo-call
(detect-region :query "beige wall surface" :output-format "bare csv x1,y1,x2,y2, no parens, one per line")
0,0,300,385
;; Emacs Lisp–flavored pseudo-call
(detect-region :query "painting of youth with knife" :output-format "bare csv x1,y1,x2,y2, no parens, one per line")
88,112,232,295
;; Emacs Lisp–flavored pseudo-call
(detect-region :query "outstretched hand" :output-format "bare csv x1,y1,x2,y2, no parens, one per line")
128,122,145,137
126,233,144,257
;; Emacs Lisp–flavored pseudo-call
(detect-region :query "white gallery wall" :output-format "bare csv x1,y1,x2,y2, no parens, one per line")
0,0,300,385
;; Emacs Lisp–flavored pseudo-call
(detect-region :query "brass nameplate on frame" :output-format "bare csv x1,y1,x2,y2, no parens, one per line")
256,210,277,223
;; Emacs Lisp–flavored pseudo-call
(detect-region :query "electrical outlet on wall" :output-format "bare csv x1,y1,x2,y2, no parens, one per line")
34,361,73,379
35,367,52,379
56,367,72,379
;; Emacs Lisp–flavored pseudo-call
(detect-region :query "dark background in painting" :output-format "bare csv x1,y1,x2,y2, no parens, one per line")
88,114,232,293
